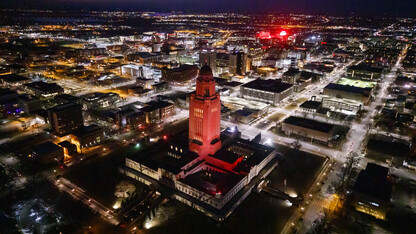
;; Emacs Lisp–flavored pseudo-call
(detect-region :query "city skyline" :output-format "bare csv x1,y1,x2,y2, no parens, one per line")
2,0,416,16
1,2,416,234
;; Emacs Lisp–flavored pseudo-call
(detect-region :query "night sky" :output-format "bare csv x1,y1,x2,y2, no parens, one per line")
2,0,415,16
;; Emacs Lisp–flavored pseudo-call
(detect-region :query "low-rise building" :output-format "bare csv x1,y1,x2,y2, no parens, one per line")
31,141,64,164
299,100,322,113
161,64,198,84
346,64,383,80
18,94,42,114
281,116,336,145
24,81,64,98
0,74,30,87
69,124,104,153
81,92,120,110
352,163,392,220
323,83,372,103
240,79,293,105
54,94,80,105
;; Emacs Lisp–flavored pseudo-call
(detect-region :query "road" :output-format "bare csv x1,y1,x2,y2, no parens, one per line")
52,177,119,225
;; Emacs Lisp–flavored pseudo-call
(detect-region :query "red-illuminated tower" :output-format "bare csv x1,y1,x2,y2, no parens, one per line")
189,65,221,158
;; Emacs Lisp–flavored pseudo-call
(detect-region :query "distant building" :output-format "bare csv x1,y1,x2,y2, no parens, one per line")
282,68,302,84
54,94,80,105
161,65,198,84
152,82,170,93
81,92,120,110
0,74,30,87
0,90,19,117
24,81,64,98
233,109,254,124
240,79,293,105
69,124,104,153
366,136,410,166
323,83,372,103
281,116,336,145
321,96,362,115
346,64,383,80
229,51,250,75
352,163,392,220
299,100,322,113
18,94,42,114
137,78,155,89
48,102,83,136
140,101,175,124
31,141,64,164
282,68,312,92
199,50,217,75
125,52,165,64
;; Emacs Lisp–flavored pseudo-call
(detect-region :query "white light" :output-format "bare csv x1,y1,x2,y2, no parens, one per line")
145,222,151,229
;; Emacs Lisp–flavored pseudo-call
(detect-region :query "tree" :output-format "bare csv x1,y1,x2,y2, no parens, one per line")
308,210,331,234
365,122,373,134
292,140,302,150
335,152,361,195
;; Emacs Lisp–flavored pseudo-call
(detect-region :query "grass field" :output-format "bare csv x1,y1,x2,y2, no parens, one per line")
337,77,376,88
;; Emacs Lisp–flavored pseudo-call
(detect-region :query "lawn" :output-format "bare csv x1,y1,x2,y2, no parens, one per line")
337,77,376,88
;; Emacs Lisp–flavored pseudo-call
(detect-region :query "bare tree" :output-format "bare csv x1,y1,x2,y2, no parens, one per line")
308,210,331,234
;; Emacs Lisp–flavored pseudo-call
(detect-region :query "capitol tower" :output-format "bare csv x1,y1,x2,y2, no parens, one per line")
189,65,222,158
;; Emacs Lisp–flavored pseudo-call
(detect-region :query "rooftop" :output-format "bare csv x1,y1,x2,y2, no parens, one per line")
25,81,63,92
283,116,334,133
71,124,102,138
353,163,392,202
32,141,62,156
324,83,372,95
0,74,30,83
49,102,81,112
242,79,293,93
300,100,322,109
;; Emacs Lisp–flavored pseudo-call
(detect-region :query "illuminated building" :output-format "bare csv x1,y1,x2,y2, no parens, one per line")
48,102,83,136
189,65,222,158
281,116,337,146
323,83,373,104
121,66,278,221
69,124,104,153
346,64,383,80
81,92,120,110
0,74,30,87
199,50,217,75
161,65,198,84
24,81,64,98
352,163,392,220
240,79,293,105
229,51,249,75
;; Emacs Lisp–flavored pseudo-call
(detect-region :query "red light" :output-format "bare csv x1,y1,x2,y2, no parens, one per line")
280,31,287,36
258,31,271,39
163,135,168,140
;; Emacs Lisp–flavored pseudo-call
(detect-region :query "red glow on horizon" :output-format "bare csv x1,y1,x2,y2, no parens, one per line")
257,30,289,40
258,31,271,39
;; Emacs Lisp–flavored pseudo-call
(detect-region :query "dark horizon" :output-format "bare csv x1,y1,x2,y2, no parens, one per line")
1,0,416,17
